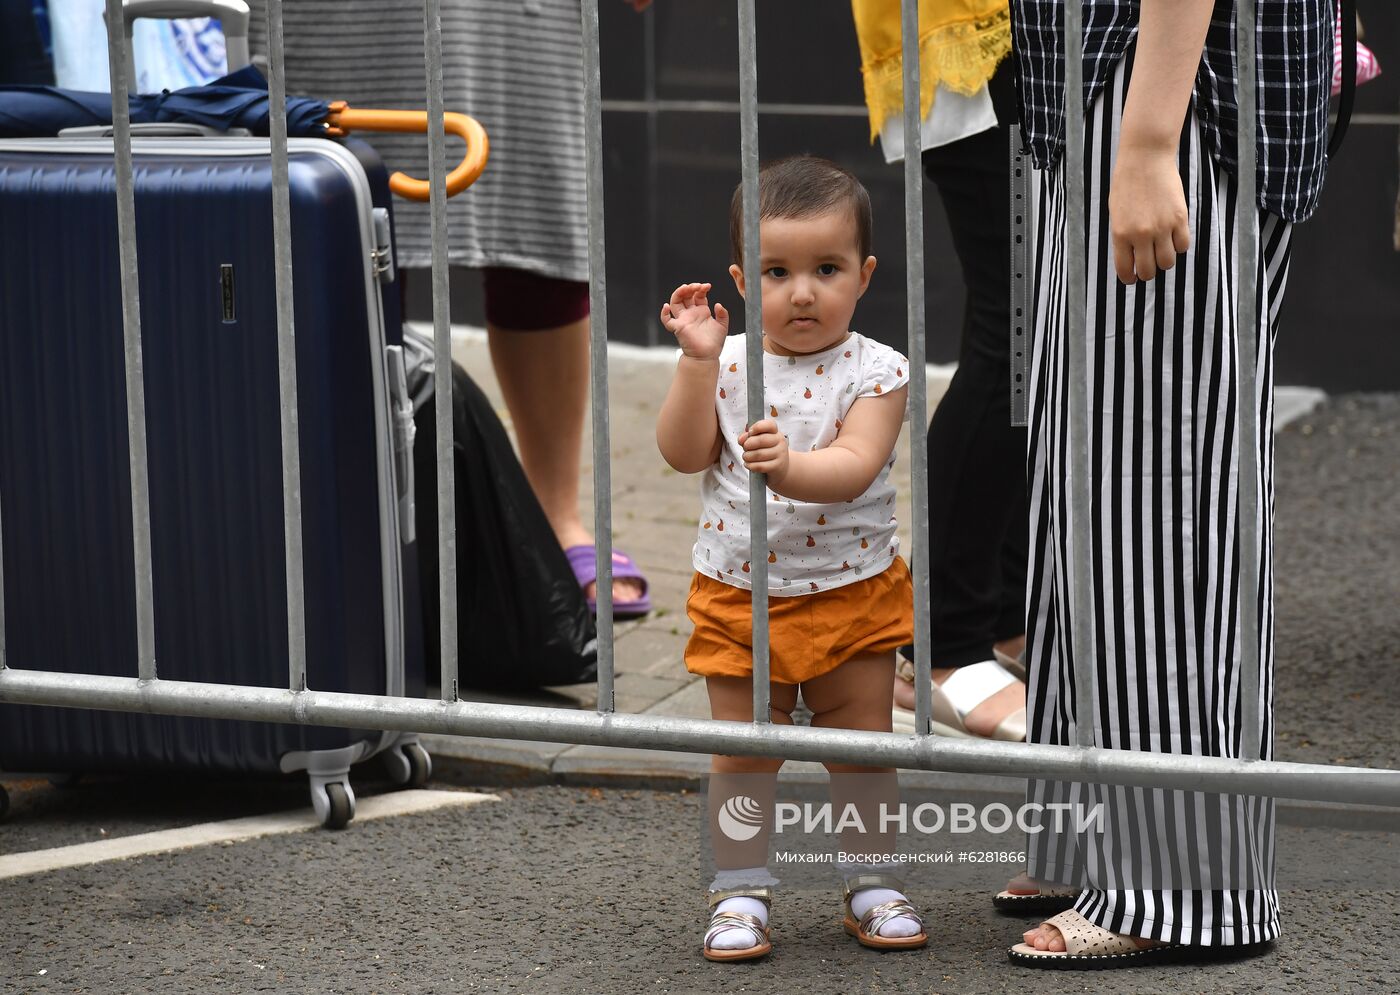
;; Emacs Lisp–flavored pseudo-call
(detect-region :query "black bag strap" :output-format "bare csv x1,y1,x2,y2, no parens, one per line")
1328,0,1357,157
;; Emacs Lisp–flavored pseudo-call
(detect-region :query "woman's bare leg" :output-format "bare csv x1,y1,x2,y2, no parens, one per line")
486,317,643,603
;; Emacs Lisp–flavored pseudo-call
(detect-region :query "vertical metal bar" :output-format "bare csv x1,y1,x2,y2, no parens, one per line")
581,0,616,712
737,0,771,724
265,0,308,694
1009,133,1030,428
643,11,661,349
0,491,6,670
1235,0,1262,762
103,0,157,683
899,0,933,737
1063,0,1097,748
423,0,459,704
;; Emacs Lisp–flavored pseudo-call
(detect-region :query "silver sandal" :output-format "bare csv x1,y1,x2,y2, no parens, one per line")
841,873,927,951
703,886,772,962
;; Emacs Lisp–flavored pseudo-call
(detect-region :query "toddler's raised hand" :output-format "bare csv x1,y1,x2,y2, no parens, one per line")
660,282,729,361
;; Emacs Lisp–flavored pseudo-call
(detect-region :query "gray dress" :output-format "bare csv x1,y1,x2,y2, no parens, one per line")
250,0,590,279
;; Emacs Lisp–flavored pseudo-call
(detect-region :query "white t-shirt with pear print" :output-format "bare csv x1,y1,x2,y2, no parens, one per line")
692,331,911,596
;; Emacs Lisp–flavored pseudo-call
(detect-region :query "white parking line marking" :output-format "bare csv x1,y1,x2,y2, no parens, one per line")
0,788,496,880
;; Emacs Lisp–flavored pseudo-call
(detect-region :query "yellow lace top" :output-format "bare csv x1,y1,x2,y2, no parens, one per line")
851,0,1012,142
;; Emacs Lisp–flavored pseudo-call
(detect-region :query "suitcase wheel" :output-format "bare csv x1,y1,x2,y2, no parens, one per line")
324,783,353,830
404,742,432,788
310,778,356,830
384,740,433,789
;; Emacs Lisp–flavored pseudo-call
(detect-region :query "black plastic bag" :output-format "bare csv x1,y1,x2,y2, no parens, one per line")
406,333,597,691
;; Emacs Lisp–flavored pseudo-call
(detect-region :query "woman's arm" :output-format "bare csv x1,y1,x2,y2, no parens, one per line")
1108,0,1215,284
739,387,908,504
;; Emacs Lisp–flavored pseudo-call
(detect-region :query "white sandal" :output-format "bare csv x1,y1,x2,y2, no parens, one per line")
993,645,1027,681
892,659,1026,741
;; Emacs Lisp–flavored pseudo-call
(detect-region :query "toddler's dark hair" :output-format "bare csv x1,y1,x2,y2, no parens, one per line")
728,155,873,266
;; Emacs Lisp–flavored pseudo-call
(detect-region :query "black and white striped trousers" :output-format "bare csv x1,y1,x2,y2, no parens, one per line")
1023,53,1292,947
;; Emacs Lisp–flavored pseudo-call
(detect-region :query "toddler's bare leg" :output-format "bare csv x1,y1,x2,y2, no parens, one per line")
700,675,797,955
704,675,797,869
802,652,899,856
803,653,923,942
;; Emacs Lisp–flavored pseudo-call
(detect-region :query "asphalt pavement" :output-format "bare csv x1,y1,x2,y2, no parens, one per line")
3,772,1399,995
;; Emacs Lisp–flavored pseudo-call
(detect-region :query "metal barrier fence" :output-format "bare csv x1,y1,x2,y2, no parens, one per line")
2,0,1399,810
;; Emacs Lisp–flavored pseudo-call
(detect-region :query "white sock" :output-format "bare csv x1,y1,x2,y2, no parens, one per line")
848,887,922,939
708,897,770,951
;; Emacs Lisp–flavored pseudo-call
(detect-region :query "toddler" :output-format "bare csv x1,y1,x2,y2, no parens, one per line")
655,156,925,961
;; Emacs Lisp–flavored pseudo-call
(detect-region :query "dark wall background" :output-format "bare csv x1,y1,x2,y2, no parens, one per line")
1285,0,1400,391
407,0,1399,392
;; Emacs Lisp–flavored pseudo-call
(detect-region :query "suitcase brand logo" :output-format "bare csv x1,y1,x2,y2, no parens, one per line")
220,264,236,322
175,18,231,83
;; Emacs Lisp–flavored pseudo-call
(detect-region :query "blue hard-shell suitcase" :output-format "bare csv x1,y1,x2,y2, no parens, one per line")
0,132,428,827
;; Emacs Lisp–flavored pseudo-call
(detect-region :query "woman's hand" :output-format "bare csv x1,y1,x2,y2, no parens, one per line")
738,418,789,483
661,282,730,361
1108,142,1191,284
1106,0,1213,285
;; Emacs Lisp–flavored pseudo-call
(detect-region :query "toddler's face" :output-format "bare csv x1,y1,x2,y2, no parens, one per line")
728,207,876,357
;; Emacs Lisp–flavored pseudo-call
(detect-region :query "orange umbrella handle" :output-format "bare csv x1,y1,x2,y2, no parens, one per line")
324,102,489,201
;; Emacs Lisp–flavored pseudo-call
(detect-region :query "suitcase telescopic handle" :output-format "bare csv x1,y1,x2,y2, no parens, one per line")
324,103,490,201
111,0,252,80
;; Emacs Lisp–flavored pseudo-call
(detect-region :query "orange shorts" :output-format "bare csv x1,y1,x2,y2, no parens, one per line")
684,556,914,685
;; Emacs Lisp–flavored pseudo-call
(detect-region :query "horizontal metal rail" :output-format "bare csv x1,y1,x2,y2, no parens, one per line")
598,107,1400,126
600,99,870,117
2,668,1398,807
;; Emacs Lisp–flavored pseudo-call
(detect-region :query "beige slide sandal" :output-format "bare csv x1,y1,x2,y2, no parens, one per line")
1008,909,1181,969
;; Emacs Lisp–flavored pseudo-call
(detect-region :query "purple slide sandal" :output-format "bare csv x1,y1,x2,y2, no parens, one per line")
565,545,652,619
